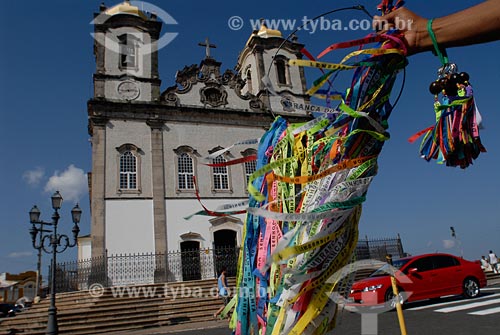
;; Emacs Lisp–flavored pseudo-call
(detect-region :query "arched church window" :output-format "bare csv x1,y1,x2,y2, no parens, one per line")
276,60,286,85
174,146,198,192
177,152,195,190
116,143,142,193
212,155,229,191
275,59,287,85
118,34,138,69
241,148,257,187
119,151,137,189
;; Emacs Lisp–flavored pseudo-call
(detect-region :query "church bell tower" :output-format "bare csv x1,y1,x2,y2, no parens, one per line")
236,21,310,114
88,1,164,260
92,0,162,102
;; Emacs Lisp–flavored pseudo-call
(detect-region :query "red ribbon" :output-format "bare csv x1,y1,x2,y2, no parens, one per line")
408,125,434,143
202,155,256,167
192,176,246,217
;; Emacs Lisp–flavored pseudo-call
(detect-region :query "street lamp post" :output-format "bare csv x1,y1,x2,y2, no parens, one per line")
33,220,51,299
450,226,464,258
29,191,81,335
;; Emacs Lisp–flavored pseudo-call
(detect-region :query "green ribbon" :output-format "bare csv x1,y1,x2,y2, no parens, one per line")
427,19,449,66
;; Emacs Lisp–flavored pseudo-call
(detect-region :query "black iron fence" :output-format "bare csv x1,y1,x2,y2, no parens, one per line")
51,236,404,292
50,246,239,292
354,234,405,261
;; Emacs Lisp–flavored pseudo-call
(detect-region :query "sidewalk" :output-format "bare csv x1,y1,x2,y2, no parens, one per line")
114,319,230,335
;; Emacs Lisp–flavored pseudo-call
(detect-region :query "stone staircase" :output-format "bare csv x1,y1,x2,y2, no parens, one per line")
0,277,236,335
485,270,500,285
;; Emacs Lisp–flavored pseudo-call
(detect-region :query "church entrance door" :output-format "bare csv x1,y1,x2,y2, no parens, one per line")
213,230,238,277
180,241,201,281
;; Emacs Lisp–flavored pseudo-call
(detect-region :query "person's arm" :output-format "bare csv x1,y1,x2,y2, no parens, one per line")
374,1,500,55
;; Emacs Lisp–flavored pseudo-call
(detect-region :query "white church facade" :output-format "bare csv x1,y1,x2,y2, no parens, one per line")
83,1,311,283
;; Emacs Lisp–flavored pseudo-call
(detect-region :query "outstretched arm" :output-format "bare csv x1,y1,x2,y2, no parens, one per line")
374,0,500,55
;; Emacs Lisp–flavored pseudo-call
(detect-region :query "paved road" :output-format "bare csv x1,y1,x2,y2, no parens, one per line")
132,286,500,335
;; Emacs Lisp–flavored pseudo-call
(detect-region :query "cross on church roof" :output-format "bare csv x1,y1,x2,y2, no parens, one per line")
198,37,216,59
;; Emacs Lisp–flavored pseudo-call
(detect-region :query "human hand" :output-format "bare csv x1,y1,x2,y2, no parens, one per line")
373,7,429,55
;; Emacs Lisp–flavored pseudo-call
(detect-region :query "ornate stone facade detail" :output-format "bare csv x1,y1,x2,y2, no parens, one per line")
198,58,222,82
162,91,180,106
249,96,265,111
200,83,228,107
280,95,295,113
175,64,200,93
180,232,204,240
160,56,256,108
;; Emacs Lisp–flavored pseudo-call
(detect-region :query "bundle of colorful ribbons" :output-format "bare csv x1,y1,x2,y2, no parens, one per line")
225,16,408,335
408,19,486,168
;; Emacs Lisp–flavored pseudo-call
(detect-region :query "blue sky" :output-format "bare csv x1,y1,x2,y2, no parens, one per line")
1,0,498,278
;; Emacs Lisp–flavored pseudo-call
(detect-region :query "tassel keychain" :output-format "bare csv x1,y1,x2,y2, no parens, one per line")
409,19,486,168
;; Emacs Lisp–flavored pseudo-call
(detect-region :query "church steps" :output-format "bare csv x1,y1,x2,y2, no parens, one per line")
9,285,227,315
25,276,234,307
0,278,234,335
4,301,164,325
1,308,166,335
1,314,165,335
16,295,223,321
0,304,222,335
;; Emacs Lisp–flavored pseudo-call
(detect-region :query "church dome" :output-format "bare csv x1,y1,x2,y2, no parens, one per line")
104,1,148,20
244,20,283,47
256,21,282,38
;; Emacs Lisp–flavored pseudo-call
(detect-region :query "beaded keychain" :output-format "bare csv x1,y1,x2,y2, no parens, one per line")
409,19,486,168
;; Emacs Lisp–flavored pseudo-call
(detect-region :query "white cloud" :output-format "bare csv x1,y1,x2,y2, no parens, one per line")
8,251,33,258
44,165,88,203
442,239,456,249
23,167,45,186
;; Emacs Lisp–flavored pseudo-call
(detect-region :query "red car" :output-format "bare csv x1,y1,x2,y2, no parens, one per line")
349,253,487,306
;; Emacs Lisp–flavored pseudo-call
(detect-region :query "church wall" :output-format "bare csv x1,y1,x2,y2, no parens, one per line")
105,199,155,255
77,237,92,260
165,198,245,281
165,199,245,252
162,122,261,198
105,119,153,198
